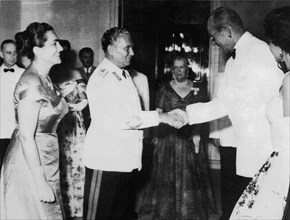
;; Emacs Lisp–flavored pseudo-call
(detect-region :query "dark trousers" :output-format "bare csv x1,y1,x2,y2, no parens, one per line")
82,105,91,131
0,138,10,173
283,184,290,220
83,167,134,220
219,147,251,220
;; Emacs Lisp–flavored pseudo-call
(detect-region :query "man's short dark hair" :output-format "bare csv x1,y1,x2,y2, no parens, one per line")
210,7,244,32
79,47,94,58
101,27,131,53
1,39,16,51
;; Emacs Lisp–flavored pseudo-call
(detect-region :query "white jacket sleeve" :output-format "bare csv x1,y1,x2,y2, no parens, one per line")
186,98,228,125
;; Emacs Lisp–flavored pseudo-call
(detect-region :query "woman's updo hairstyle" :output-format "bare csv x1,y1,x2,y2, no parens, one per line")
264,6,290,55
15,22,54,60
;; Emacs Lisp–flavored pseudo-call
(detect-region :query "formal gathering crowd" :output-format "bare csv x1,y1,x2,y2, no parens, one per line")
0,6,289,220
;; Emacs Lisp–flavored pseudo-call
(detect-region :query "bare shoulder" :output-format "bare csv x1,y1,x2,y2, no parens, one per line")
169,80,174,88
18,69,42,86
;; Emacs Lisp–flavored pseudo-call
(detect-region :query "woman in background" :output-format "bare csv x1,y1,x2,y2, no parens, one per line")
230,6,290,220
50,39,87,219
138,55,216,220
0,22,67,219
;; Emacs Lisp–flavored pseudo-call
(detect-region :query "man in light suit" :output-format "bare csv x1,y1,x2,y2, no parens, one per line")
77,47,96,84
127,67,150,112
0,39,25,172
176,7,284,217
210,73,238,220
83,27,184,220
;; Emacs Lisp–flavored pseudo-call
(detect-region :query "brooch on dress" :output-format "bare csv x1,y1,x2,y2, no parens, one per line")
191,87,199,95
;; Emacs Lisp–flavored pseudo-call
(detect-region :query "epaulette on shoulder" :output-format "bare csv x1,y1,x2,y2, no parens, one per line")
111,71,122,81
97,68,110,78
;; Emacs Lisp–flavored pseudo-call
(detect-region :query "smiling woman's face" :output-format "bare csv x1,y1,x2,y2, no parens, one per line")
37,30,63,65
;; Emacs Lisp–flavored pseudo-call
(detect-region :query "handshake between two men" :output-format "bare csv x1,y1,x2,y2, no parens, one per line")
126,109,189,130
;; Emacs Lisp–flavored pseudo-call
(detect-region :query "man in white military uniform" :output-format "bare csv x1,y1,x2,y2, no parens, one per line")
176,7,284,218
0,39,25,172
83,27,183,220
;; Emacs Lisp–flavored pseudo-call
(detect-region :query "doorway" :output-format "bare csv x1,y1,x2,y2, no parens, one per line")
120,0,211,86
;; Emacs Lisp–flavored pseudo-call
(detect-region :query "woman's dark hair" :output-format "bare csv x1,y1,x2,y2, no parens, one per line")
264,6,290,54
58,39,71,65
15,22,54,60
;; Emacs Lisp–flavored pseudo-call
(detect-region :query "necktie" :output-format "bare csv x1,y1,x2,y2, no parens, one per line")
230,49,236,59
122,70,127,78
86,68,90,76
4,68,15,72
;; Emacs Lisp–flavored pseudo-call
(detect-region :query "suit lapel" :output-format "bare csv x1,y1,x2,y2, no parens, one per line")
89,66,96,76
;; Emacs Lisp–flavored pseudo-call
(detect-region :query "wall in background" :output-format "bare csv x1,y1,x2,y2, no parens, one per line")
0,0,118,67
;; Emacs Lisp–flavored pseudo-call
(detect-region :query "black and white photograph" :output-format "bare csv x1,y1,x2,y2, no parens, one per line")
0,0,289,219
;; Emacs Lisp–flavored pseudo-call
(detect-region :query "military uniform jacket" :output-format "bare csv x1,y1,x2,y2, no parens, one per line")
84,58,159,172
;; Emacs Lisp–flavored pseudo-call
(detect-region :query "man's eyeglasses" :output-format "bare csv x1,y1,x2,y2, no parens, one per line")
209,30,219,41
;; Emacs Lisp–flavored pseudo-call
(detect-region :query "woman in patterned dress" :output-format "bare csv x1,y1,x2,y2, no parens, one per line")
230,6,290,220
138,55,216,220
0,22,68,219
50,39,88,219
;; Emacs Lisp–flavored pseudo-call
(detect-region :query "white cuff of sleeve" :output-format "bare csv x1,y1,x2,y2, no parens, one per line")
139,111,159,129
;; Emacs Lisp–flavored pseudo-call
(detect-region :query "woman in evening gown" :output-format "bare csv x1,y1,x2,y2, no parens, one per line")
50,39,88,218
138,55,216,220
0,22,68,219
230,7,290,220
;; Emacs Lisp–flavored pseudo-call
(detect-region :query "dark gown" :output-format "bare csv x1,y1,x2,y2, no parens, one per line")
138,82,216,220
0,74,68,219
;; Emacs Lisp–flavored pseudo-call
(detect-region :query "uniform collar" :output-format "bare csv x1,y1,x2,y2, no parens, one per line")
103,58,125,78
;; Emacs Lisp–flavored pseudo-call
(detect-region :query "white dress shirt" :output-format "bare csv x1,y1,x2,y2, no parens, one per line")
0,64,24,138
84,58,159,172
83,66,91,74
186,32,284,177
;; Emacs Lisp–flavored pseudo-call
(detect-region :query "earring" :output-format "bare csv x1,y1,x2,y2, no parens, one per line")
280,53,283,59
172,74,176,81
